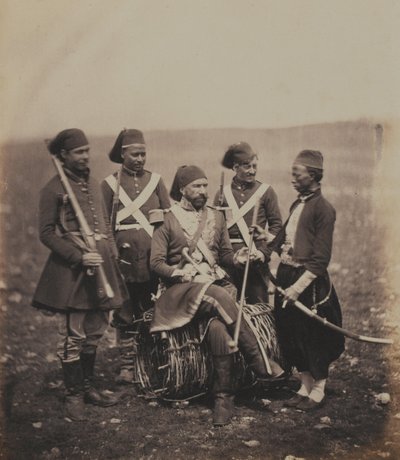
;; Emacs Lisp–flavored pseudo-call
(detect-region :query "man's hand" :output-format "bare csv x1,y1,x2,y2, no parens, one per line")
171,269,192,283
282,286,300,305
250,224,268,241
82,251,103,267
251,249,265,263
233,247,249,266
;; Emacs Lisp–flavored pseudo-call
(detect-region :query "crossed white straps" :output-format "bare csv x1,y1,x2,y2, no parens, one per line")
105,172,160,237
223,183,269,246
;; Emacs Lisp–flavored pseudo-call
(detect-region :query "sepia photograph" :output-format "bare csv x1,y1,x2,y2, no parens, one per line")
1,1,399,459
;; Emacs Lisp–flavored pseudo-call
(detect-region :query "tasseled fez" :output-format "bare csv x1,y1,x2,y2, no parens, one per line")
47,129,89,155
170,165,207,201
294,150,323,170
221,141,257,169
109,129,146,163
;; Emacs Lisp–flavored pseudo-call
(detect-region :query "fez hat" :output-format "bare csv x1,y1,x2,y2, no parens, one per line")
109,129,146,163
222,142,257,169
47,129,89,155
293,150,323,170
170,165,207,201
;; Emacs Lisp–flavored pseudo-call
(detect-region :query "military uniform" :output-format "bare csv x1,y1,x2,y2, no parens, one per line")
216,142,282,304
32,129,127,421
102,129,170,384
273,150,345,411
33,169,126,314
151,165,283,426
273,189,345,380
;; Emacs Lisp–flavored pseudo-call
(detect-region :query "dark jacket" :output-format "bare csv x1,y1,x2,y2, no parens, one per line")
273,189,336,276
214,178,282,260
150,205,234,280
32,168,127,312
101,168,170,283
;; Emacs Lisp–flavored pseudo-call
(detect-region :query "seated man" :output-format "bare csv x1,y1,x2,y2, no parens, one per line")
150,165,284,426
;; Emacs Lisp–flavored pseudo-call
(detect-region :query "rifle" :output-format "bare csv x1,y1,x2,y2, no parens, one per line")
110,167,121,232
218,171,225,207
50,154,115,300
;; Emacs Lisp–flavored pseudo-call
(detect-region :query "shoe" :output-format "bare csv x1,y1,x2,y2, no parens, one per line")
296,397,325,412
65,394,86,421
283,394,309,408
84,386,119,407
115,368,134,385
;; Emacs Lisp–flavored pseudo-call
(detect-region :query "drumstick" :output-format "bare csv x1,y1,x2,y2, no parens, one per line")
228,198,260,349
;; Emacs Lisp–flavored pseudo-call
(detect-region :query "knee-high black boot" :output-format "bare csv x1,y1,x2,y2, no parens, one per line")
61,360,86,422
212,354,236,427
81,352,119,407
233,321,285,380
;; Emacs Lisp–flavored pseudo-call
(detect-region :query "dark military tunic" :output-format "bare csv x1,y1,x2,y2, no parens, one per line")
214,178,282,303
150,203,235,332
273,189,345,380
101,168,170,284
32,168,128,313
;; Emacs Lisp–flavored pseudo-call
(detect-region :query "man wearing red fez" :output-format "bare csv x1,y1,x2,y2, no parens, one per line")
150,165,284,426
102,129,170,384
253,150,345,410
32,129,128,421
215,142,282,304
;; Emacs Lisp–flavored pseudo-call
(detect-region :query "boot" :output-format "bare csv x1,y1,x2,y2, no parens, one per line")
212,354,236,427
81,352,119,407
62,360,86,422
112,312,137,385
234,321,285,380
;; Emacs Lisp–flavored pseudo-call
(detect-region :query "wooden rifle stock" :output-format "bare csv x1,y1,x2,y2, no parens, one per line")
51,155,114,300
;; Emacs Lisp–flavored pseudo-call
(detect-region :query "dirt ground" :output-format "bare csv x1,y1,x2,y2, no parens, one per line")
1,266,400,460
1,132,400,459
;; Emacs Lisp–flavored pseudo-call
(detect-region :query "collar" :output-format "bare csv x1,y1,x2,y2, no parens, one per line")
122,165,145,177
298,186,321,202
232,176,257,191
63,166,90,182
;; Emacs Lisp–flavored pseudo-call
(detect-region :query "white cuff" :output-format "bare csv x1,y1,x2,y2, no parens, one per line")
291,270,317,295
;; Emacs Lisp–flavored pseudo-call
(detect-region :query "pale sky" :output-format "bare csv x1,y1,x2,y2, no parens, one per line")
1,0,399,141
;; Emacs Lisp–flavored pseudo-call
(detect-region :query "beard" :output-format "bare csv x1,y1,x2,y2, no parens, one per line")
191,195,207,210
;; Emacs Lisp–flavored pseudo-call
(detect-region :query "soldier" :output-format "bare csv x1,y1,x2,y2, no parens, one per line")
32,128,128,421
150,165,284,426
215,142,282,304
253,150,345,410
102,129,170,384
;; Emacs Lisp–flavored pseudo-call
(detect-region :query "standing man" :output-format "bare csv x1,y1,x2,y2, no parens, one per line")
215,142,282,304
150,165,284,426
102,129,170,384
254,150,345,410
32,129,128,421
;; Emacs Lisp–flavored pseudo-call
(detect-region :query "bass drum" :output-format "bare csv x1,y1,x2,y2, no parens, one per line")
133,303,286,400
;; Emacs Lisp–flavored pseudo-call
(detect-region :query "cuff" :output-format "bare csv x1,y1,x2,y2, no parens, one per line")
291,270,317,295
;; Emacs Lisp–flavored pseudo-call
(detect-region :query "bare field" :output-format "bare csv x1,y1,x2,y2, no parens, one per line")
1,121,399,459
